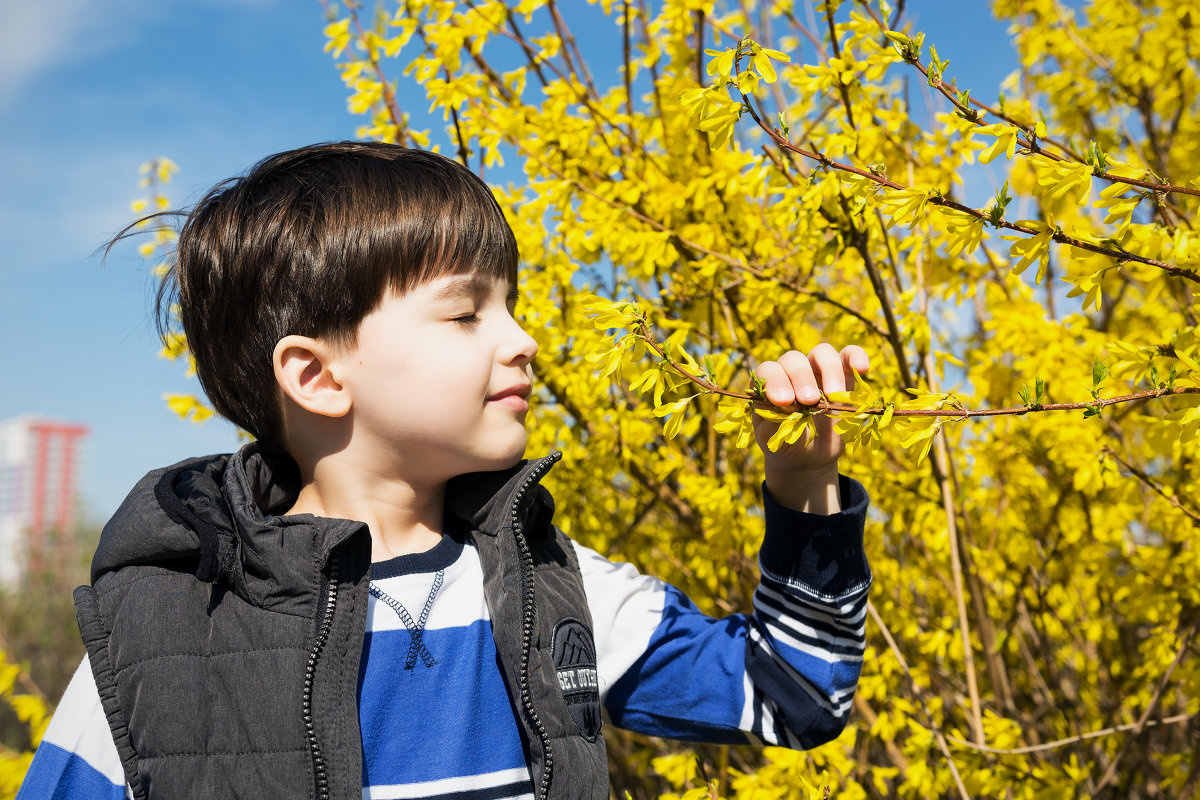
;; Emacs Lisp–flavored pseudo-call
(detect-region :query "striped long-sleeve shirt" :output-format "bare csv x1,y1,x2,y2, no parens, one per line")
18,478,870,800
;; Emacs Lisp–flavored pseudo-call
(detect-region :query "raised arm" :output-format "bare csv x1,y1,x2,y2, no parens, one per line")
578,480,870,747
581,343,872,746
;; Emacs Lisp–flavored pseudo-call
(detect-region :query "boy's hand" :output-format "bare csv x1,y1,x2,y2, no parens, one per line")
753,344,869,514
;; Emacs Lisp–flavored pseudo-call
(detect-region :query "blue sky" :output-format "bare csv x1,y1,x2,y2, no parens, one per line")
0,0,1019,521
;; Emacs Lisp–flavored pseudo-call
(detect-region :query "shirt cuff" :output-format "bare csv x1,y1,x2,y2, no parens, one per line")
759,475,872,599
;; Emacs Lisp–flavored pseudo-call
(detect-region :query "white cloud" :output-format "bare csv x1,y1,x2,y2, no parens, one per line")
0,0,280,112
0,0,157,112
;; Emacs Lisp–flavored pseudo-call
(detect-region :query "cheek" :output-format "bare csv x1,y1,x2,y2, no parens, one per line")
412,351,490,396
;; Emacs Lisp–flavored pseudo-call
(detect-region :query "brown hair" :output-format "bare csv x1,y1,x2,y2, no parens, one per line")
152,142,518,448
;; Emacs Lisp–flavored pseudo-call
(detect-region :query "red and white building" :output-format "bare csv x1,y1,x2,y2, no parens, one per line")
0,416,88,585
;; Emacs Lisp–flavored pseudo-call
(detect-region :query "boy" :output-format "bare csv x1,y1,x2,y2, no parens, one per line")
18,142,871,800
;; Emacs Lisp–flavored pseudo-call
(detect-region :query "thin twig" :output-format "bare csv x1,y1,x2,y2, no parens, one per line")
1104,448,1200,524
868,601,973,800
822,2,856,128
946,712,1197,756
547,0,600,103
477,117,890,337
344,1,410,147
779,7,827,58
716,41,1199,281
910,218,985,745
1093,618,1200,792
622,0,639,150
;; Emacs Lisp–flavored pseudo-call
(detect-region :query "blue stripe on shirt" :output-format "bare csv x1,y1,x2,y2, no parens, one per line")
16,742,124,800
603,585,750,744
750,629,861,701
358,620,528,787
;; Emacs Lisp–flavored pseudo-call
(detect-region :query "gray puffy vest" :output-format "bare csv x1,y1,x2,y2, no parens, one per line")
74,446,608,799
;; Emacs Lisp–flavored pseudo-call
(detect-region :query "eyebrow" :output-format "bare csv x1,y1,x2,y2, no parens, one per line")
429,274,518,303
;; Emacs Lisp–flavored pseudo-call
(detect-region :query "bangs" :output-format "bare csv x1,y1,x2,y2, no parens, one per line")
307,149,520,345
378,184,519,296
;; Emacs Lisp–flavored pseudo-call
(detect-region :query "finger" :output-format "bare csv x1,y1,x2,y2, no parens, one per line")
841,345,870,385
808,343,846,395
778,350,821,405
755,360,797,407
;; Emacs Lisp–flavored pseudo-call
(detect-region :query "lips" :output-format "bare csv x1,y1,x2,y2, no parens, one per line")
487,385,532,410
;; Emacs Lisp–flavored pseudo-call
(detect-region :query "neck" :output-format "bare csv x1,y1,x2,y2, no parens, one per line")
284,457,446,560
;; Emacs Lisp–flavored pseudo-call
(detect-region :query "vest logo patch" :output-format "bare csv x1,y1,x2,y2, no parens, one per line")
551,618,602,741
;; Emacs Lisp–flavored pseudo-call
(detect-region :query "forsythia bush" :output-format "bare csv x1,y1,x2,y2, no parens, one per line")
150,0,1200,796
0,650,49,800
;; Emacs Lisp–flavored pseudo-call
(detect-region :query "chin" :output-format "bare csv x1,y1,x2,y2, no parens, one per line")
475,437,529,473
497,445,529,470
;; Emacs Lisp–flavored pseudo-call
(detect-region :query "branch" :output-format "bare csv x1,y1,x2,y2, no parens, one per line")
344,1,410,147
546,0,600,103
946,712,1197,756
853,696,911,772
736,90,1200,284
1105,448,1200,524
835,193,915,388
882,22,1200,198
911,235,992,745
867,601,973,800
1093,617,1200,792
624,308,1200,418
822,2,856,128
444,66,472,169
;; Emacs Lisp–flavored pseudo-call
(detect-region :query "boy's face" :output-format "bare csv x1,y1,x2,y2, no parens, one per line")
334,272,538,485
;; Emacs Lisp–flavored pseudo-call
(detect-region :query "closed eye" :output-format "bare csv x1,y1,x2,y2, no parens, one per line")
452,313,481,326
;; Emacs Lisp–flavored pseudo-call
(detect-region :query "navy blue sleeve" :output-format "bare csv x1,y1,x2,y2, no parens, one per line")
759,475,872,598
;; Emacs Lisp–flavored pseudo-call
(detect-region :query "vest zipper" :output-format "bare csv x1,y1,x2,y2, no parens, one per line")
510,454,560,800
304,552,340,800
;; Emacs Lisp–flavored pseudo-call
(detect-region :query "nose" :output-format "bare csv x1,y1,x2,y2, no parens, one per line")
505,314,539,365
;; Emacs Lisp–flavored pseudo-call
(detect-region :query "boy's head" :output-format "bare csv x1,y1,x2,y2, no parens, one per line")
161,142,519,450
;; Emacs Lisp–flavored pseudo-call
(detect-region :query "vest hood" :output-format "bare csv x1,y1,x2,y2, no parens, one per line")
91,443,366,616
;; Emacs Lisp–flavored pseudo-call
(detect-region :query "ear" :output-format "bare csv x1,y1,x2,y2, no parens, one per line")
273,335,352,418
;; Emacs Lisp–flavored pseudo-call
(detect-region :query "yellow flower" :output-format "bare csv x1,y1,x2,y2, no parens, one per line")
975,123,1020,164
